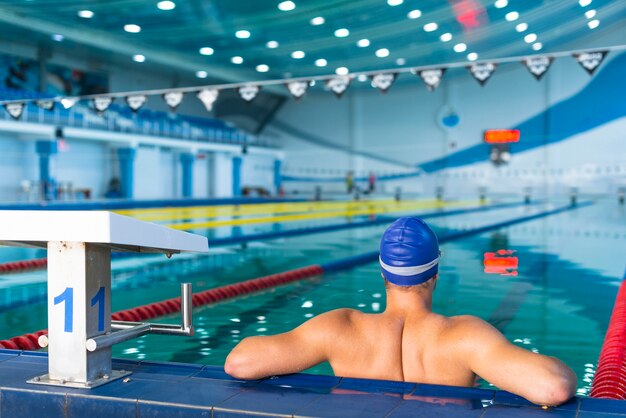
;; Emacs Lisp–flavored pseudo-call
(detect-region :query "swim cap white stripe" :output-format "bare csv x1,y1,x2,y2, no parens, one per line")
379,256,439,276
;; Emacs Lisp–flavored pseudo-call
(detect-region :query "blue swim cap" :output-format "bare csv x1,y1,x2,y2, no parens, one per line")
380,217,440,286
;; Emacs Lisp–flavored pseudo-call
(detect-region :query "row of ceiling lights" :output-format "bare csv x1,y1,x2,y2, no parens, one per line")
64,0,602,78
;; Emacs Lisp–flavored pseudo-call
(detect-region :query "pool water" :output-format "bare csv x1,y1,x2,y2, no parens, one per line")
0,199,624,397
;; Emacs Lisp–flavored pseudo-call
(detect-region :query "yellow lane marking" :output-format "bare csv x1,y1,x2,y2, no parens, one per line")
117,199,445,222
165,200,480,230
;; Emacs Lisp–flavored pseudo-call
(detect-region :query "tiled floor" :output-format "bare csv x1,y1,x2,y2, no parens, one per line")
0,350,625,417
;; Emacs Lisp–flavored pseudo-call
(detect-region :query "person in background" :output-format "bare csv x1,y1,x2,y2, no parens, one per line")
345,171,354,194
368,171,376,193
225,217,577,407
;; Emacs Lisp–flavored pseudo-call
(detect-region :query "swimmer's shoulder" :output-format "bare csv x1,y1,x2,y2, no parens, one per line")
442,315,504,345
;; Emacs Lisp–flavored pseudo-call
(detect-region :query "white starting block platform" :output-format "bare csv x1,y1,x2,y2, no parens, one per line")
0,210,208,388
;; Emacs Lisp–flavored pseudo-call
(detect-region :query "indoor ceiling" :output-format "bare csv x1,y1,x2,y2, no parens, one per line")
0,0,624,85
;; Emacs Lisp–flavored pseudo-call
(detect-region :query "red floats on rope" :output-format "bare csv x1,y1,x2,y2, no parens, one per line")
0,264,324,352
591,277,626,399
0,258,47,273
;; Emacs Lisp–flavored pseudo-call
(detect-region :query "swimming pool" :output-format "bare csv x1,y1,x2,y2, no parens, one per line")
0,199,623,398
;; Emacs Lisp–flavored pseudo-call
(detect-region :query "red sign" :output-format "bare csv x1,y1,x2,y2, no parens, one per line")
484,130,520,144
484,249,518,276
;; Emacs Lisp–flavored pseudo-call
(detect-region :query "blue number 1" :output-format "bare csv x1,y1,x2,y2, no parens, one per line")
91,287,105,332
53,287,73,333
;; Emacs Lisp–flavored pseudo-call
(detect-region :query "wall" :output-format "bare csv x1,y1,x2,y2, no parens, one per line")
266,33,626,199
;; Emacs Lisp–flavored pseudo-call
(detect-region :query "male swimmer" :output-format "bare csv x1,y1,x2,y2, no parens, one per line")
225,217,577,406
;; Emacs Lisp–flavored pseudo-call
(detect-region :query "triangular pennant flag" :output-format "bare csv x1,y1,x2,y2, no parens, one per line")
523,56,552,80
326,76,351,98
61,97,78,109
468,63,497,86
126,95,147,112
92,96,114,114
573,50,608,75
163,91,184,111
197,89,219,112
417,68,446,91
285,81,308,100
36,100,55,111
370,73,396,93
4,102,25,120
238,85,260,102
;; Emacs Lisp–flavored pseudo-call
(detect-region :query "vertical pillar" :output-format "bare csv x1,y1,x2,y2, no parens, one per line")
46,242,112,384
117,148,136,199
274,159,282,195
36,140,58,201
180,153,194,198
232,156,242,197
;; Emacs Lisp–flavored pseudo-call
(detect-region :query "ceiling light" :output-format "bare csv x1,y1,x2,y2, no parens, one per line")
256,64,269,73
196,70,208,78
494,0,508,8
124,24,141,33
505,11,519,21
423,22,438,32
291,50,305,59
467,52,478,61
334,28,349,37
407,9,422,19
315,58,327,67
440,32,452,42
231,56,244,64
585,9,596,18
387,0,403,6
51,34,64,42
357,38,370,47
335,67,349,75
396,58,406,66
157,1,176,10
310,16,325,25
357,74,368,82
235,30,251,39
375,48,390,58
579,0,592,7
77,10,94,18
453,43,467,52
587,19,600,29
266,40,279,48
532,42,543,51
524,33,537,43
133,54,145,63
278,1,295,11
515,22,528,32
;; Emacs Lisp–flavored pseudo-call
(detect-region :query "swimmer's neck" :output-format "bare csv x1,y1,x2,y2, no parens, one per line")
384,287,433,316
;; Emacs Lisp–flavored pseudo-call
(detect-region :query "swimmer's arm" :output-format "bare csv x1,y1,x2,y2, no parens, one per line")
224,309,349,380
457,316,577,406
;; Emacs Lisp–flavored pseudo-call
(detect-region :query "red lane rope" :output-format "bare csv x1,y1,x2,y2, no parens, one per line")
591,277,626,399
0,264,324,350
0,258,47,273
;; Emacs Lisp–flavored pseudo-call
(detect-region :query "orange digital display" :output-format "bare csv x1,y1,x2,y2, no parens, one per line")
484,249,518,276
484,129,520,144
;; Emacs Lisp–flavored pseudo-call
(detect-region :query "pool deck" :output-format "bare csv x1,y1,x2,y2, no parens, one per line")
0,350,624,417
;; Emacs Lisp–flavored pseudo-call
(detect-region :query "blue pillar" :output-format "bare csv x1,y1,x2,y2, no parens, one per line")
36,140,58,201
274,159,282,195
180,153,194,198
117,148,136,199
232,156,242,197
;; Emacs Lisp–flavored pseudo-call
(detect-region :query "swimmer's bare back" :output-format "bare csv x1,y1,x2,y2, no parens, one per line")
225,308,576,406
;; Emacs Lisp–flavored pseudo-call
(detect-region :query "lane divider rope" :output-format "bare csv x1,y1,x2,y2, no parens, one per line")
0,202,589,351
590,268,626,399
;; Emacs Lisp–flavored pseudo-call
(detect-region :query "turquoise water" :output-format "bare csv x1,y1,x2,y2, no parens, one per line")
0,200,624,397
